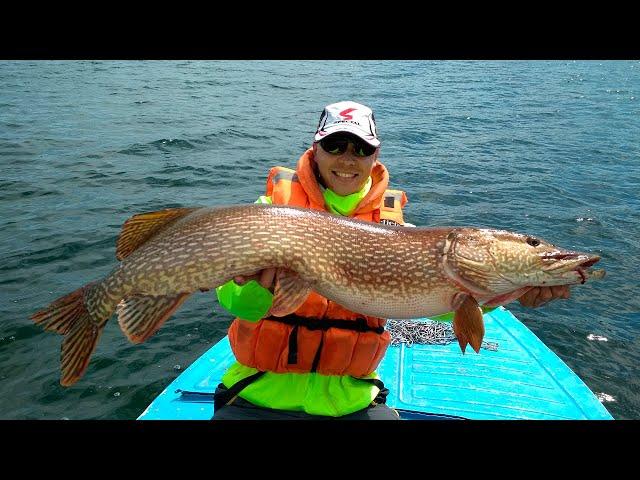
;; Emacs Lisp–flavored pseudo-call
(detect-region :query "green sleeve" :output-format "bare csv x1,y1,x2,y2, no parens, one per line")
216,279,274,322
430,305,498,322
215,195,274,322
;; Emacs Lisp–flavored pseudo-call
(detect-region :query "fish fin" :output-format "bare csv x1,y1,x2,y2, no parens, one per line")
453,296,485,354
269,268,314,317
60,313,103,387
117,293,190,343
450,292,469,311
31,282,108,386
483,287,532,308
116,208,200,261
32,284,90,334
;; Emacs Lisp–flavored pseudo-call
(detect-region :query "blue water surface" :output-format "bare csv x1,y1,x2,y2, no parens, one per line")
0,60,638,419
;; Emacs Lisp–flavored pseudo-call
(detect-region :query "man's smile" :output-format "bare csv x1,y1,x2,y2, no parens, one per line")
332,170,359,179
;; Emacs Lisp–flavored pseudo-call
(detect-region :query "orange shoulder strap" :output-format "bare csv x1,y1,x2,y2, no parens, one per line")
379,189,407,225
266,166,309,207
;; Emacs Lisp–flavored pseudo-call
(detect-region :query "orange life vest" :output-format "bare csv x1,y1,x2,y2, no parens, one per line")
227,148,408,377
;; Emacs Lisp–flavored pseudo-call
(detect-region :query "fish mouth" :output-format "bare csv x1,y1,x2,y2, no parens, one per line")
541,252,601,284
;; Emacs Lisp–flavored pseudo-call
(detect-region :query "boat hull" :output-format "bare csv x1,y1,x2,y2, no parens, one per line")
138,307,613,420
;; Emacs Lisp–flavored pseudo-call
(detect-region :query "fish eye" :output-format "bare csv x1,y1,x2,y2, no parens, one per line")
526,237,541,247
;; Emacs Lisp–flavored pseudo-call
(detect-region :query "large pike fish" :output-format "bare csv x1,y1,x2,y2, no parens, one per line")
32,204,604,386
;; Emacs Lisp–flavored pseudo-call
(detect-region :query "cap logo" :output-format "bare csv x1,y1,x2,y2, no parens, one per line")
315,103,379,146
339,108,357,120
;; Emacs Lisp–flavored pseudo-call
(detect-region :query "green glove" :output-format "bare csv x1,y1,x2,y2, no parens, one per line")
216,279,274,322
430,305,497,322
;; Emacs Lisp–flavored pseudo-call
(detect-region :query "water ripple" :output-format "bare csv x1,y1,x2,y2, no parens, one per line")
1,60,638,420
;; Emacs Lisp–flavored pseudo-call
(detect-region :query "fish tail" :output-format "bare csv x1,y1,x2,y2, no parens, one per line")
31,281,113,386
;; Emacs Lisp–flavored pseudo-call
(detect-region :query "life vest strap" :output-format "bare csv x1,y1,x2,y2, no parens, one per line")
352,377,389,405
310,334,324,373
275,315,385,372
213,370,266,411
267,314,385,334
287,324,300,365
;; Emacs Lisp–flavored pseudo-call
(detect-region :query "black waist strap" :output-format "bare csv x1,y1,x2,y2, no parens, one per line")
267,314,385,334
269,315,385,368
175,371,267,410
355,377,386,391
354,377,389,405
212,371,266,411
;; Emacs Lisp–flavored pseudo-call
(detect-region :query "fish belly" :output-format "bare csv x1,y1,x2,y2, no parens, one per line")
314,282,457,319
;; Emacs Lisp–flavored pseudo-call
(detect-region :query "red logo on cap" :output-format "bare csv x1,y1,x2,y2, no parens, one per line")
339,108,357,120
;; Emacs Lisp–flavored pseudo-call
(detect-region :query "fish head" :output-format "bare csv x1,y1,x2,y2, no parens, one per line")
442,228,602,297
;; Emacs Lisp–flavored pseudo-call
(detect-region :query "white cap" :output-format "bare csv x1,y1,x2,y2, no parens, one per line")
314,101,380,147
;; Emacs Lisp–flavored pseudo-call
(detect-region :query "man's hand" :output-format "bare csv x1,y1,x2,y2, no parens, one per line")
517,286,571,308
233,268,277,291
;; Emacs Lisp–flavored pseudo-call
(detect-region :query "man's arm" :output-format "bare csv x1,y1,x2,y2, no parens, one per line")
215,196,276,321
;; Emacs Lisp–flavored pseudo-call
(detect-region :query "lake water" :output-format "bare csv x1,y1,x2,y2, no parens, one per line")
1,60,638,419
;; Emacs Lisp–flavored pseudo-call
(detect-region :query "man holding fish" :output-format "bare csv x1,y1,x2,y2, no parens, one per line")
210,101,572,420
32,101,600,420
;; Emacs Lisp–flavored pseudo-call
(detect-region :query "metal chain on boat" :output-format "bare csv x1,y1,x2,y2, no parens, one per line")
386,319,499,351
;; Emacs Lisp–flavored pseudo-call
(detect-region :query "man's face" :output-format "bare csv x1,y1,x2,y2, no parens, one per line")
312,134,379,196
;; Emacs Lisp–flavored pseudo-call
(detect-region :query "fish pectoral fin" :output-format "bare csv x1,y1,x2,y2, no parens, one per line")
269,268,314,317
453,296,485,354
116,207,200,261
117,293,191,343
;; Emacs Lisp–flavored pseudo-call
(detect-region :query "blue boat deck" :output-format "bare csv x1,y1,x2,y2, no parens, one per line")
138,307,613,420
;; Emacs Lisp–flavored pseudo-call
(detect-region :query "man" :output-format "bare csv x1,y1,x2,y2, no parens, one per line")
212,101,570,420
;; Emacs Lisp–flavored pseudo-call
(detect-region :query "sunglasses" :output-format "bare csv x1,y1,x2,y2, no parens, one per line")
318,135,377,157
